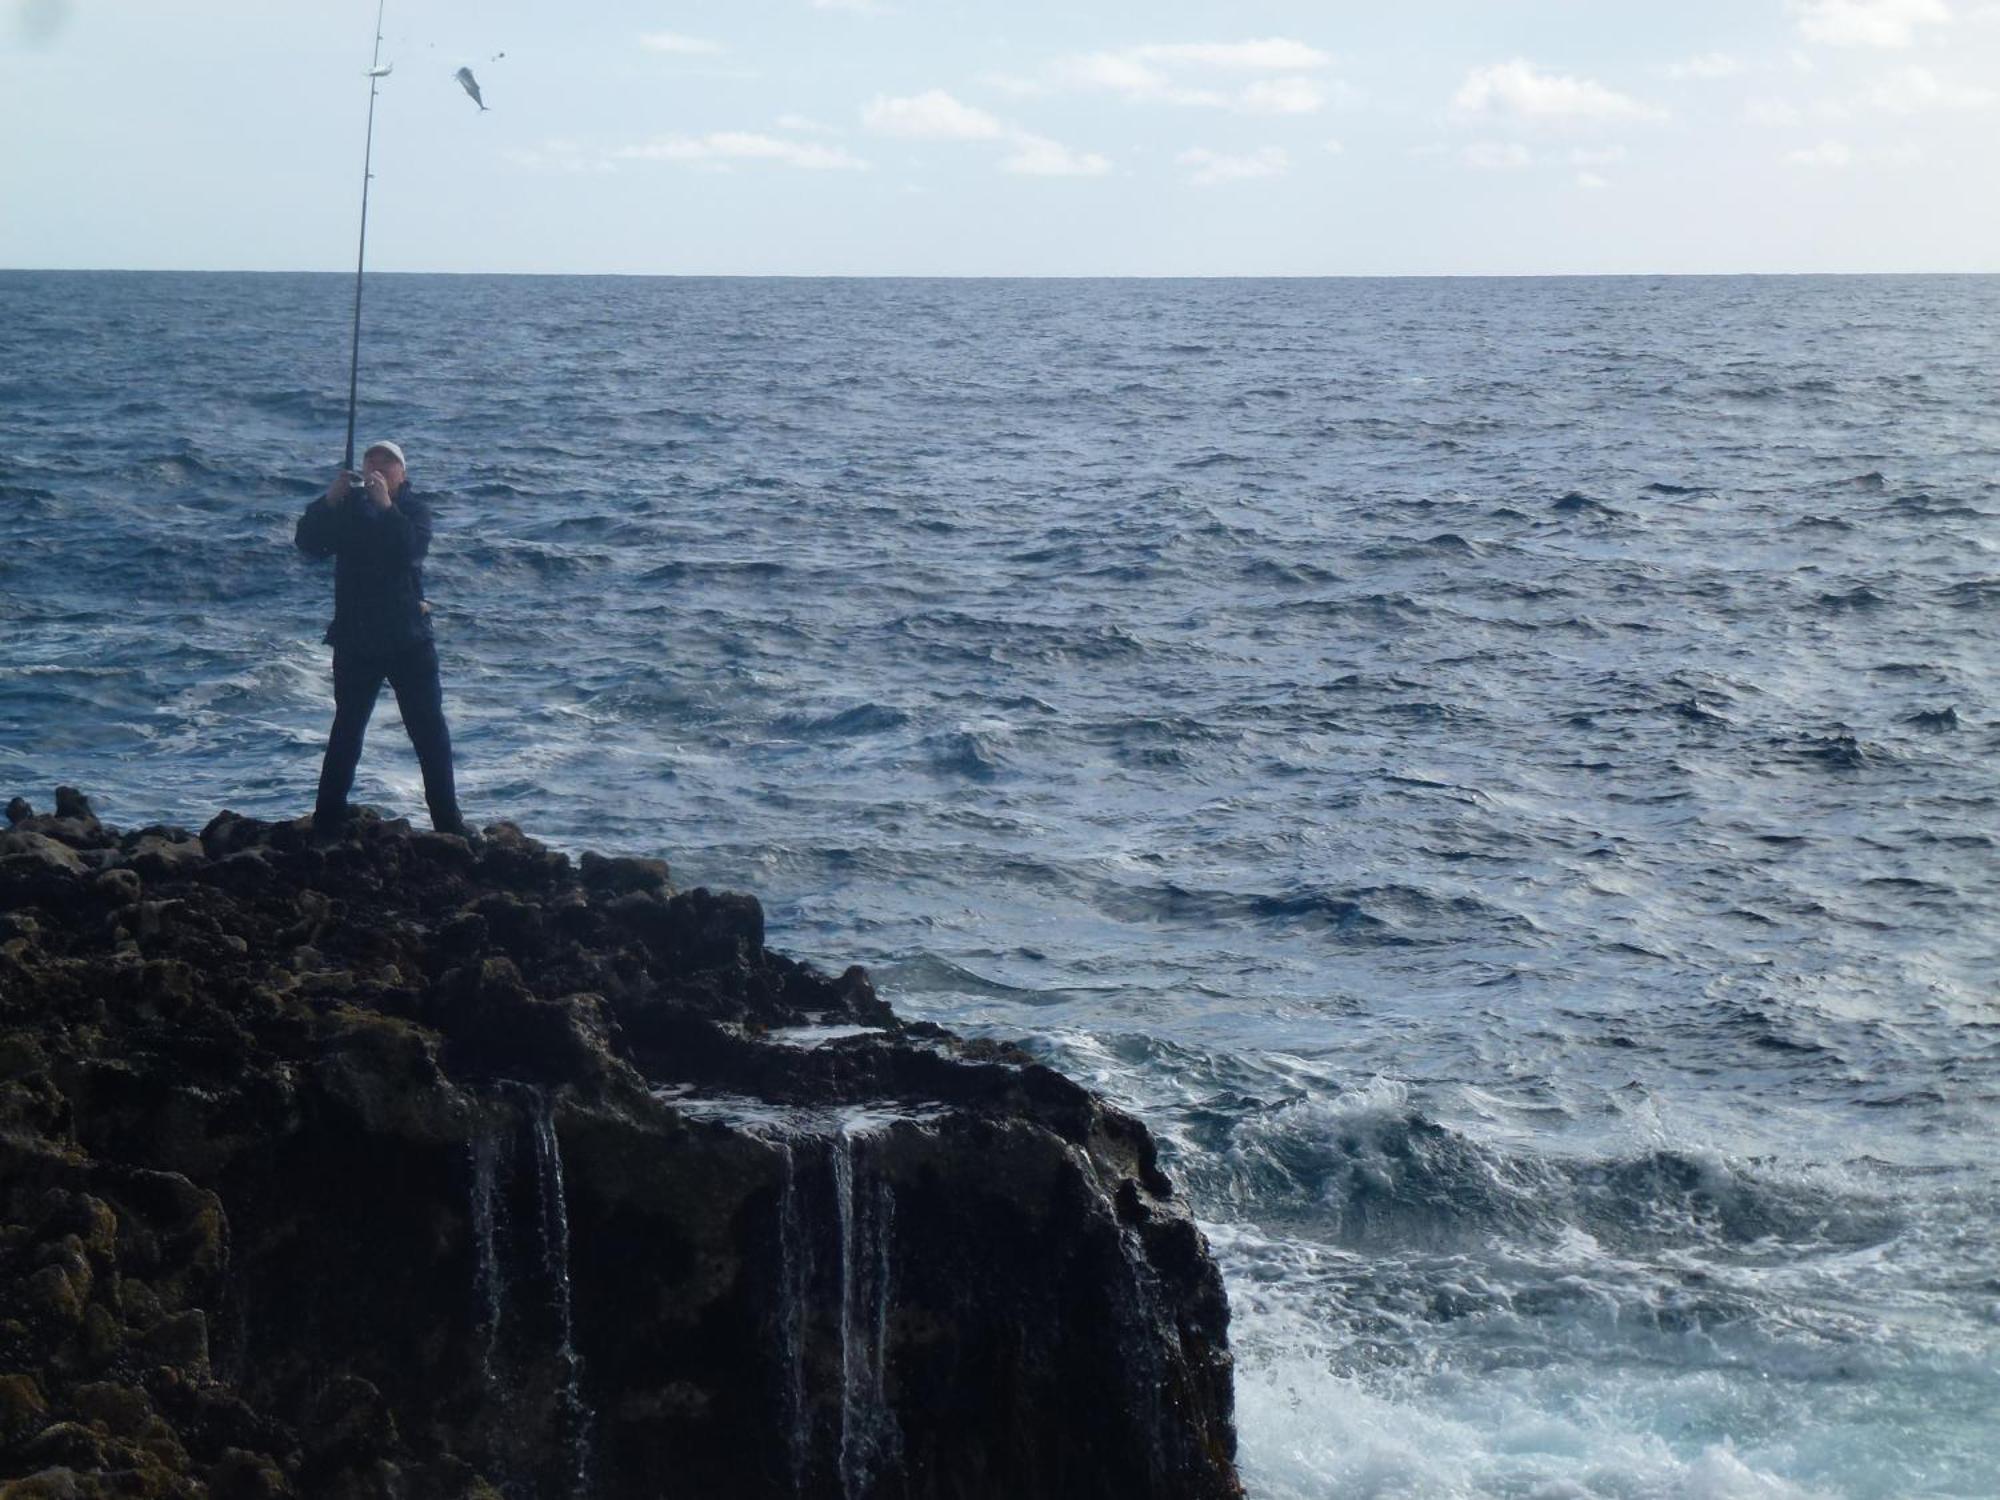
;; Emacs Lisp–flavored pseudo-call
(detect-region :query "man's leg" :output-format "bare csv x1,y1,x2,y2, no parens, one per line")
314,652,386,834
387,640,464,833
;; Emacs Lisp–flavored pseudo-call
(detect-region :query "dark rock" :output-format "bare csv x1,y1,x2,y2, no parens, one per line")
199,811,273,861
657,887,765,969
0,1372,48,1443
475,822,572,892
0,789,1240,1500
207,1448,295,1500
70,1381,154,1437
579,851,672,899
91,868,143,908
1,832,89,889
303,1375,397,1470
18,1422,111,1474
52,788,96,825
120,830,207,883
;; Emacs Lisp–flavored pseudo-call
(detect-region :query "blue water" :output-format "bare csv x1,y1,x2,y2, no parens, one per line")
4,271,1998,1499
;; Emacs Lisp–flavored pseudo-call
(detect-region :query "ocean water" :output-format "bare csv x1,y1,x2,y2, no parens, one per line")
3,271,1997,1498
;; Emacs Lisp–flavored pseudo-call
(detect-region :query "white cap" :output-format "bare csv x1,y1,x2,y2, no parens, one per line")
362,440,406,466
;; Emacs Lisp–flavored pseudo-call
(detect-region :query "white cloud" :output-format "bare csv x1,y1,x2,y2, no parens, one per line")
616,133,870,170
1178,146,1290,184
1867,64,1996,110
507,139,615,175
1321,79,1369,111
1055,52,1221,106
1787,0,1951,48
1463,141,1534,170
1786,139,1856,166
862,89,1005,139
1745,96,1806,126
1001,135,1112,176
1784,138,1927,166
640,32,725,56
1666,53,1746,80
1132,39,1332,71
1577,171,1611,190
857,90,1109,177
1569,146,1628,166
1240,77,1326,115
1077,55,1163,93
981,72,1050,98
1051,38,1341,113
1324,139,1346,155
1453,60,1663,123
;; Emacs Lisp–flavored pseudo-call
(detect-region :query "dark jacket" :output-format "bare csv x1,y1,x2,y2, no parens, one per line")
294,481,435,654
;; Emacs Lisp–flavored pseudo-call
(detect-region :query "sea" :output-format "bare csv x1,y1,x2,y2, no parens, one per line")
2,271,1996,1500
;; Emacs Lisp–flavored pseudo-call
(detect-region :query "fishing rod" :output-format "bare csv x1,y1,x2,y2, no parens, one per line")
342,0,390,476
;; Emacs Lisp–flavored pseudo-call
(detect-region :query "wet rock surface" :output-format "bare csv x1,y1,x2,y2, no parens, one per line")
0,790,1238,1499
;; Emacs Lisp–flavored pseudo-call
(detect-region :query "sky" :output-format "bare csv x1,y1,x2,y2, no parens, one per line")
3,0,1998,275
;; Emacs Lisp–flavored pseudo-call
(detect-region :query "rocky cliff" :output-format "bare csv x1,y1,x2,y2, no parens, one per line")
0,789,1238,1500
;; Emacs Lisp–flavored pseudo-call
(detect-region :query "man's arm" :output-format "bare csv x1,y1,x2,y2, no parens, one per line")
361,482,432,564
294,473,356,558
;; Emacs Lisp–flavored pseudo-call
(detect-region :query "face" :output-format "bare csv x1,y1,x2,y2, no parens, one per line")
361,447,407,489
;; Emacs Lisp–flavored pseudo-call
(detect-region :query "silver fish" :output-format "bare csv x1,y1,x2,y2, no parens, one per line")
454,66,487,111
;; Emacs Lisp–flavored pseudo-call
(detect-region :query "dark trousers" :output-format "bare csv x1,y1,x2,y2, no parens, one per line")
313,639,461,832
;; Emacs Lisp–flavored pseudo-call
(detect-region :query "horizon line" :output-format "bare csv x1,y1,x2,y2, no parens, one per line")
4,265,1999,281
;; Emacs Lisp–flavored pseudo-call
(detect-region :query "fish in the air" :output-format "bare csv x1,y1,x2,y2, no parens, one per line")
454,66,487,111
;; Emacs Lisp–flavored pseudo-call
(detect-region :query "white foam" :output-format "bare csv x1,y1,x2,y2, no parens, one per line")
648,1087,942,1138
1205,1217,1971,1499
762,1023,886,1048
1228,1285,1835,1500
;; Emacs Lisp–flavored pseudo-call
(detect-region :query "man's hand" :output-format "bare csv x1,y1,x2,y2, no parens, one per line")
323,471,359,505
361,470,393,510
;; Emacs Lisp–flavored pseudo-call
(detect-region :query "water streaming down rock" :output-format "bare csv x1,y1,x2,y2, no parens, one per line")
462,1090,601,1498
469,1127,507,1390
529,1090,593,1495
832,1119,898,1500
678,1097,912,1499
774,1140,812,1500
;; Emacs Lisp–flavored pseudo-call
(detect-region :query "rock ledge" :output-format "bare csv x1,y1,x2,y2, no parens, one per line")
0,790,1237,1499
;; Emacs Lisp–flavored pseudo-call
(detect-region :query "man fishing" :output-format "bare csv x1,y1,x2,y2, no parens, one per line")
295,441,469,840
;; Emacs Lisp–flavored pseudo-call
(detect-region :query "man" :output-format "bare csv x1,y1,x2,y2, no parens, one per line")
295,440,468,839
